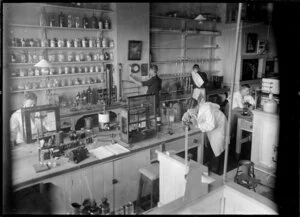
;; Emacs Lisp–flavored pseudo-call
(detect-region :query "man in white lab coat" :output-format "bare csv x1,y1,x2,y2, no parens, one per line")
182,97,227,172
10,92,38,145
231,84,255,110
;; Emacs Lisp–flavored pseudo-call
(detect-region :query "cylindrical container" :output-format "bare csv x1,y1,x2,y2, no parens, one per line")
75,16,80,28
109,52,113,60
67,52,73,62
58,53,65,62
99,52,104,61
98,20,103,29
102,38,107,48
67,39,73,48
79,53,85,61
95,65,99,72
104,19,110,29
96,38,101,48
78,66,82,73
89,66,94,73
71,66,76,74
20,68,27,77
89,38,94,48
86,53,92,62
35,68,40,76
84,117,93,129
58,67,63,74
50,38,56,47
50,68,55,75
65,66,69,74
82,38,87,48
74,38,79,48
75,53,80,62
67,14,73,28
109,39,114,48
84,66,89,73
71,203,81,215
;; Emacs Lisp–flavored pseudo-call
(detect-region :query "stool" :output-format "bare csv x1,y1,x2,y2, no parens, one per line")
136,163,159,212
234,160,260,192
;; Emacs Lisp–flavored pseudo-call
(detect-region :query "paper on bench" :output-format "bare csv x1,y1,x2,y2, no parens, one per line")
104,143,130,155
89,146,115,160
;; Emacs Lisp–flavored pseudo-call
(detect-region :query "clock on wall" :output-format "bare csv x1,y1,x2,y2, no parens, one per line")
130,63,140,73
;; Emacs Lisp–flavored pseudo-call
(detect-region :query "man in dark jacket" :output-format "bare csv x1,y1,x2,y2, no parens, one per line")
129,64,162,107
190,64,208,102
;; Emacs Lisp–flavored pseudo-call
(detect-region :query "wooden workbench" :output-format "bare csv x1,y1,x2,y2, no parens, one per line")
12,123,205,212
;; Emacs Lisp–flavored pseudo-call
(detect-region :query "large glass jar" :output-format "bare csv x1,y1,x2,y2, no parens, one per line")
98,20,103,29
67,39,73,48
67,52,73,62
59,12,65,27
89,38,95,48
67,14,73,28
58,52,65,62
102,37,107,48
65,66,69,74
82,38,87,48
91,13,98,29
75,53,81,62
50,38,57,48
89,66,94,73
75,16,80,28
74,38,79,48
96,38,101,48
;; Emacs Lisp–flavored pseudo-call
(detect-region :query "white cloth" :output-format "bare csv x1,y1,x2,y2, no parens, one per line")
196,102,227,157
192,88,206,101
231,91,255,109
191,71,204,88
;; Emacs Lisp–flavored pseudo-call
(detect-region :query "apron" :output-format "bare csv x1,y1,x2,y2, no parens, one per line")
197,103,226,157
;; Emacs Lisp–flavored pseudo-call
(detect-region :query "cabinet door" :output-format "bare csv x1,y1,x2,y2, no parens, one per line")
68,170,84,204
91,162,114,206
113,150,150,209
44,174,69,214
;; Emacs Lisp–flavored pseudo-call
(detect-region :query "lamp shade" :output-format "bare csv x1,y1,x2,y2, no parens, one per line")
34,59,52,68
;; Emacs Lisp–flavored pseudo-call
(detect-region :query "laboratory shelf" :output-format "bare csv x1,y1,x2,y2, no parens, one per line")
9,60,113,67
9,24,112,32
11,83,102,93
10,72,104,80
9,46,114,50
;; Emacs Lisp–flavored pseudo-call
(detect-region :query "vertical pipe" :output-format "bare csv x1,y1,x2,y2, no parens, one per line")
222,3,243,183
185,126,188,168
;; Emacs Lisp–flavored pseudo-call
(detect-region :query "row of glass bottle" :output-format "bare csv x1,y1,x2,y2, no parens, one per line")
10,50,113,64
13,65,108,77
10,36,114,48
12,76,104,91
41,10,111,29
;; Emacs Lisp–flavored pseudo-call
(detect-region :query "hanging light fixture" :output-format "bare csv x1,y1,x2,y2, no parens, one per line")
194,14,207,24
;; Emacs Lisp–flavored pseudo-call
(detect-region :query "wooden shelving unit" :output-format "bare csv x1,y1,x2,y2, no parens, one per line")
10,72,103,79
150,14,221,82
11,83,102,93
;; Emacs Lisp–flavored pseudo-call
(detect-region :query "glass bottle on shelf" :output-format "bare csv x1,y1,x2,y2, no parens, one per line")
104,19,110,29
59,12,65,28
98,17,103,29
91,13,98,29
39,7,47,26
99,51,104,61
96,38,101,48
50,15,55,27
67,14,73,28
82,14,88,29
75,16,80,28
102,37,107,48
167,103,175,135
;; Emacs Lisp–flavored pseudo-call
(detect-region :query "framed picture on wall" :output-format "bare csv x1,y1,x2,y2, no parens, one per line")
246,33,258,53
128,40,142,60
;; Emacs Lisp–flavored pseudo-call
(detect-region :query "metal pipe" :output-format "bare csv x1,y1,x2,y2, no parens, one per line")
222,3,243,183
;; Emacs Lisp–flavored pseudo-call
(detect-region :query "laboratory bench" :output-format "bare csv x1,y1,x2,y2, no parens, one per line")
12,122,205,212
